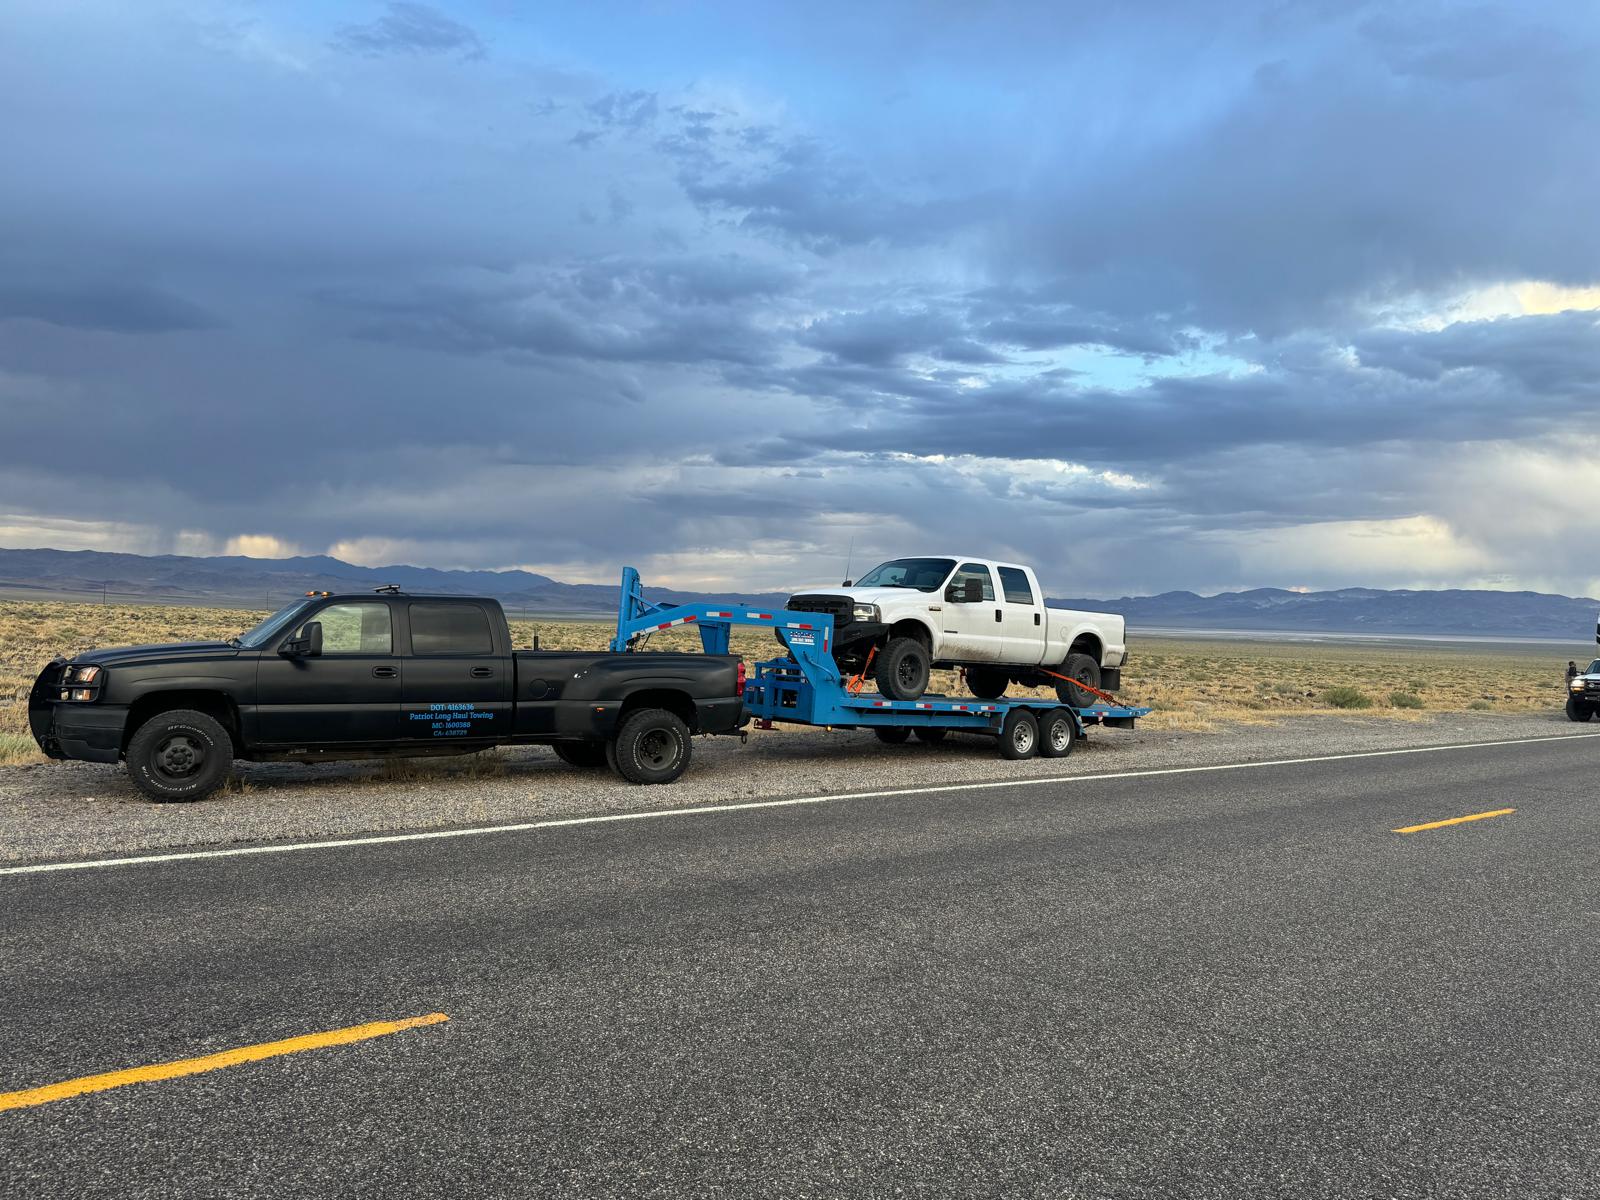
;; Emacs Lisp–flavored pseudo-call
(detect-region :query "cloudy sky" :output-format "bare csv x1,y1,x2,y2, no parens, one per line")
2,1,1598,597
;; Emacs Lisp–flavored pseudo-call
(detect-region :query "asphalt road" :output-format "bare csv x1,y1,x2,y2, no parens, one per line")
4,734,1599,1198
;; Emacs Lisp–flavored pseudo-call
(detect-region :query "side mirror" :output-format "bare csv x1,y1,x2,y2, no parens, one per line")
842,580,853,587
282,621,323,658
963,579,983,603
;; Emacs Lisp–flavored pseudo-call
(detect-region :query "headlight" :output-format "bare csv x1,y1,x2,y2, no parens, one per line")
1572,681,1586,691
66,665,101,683
852,603,880,622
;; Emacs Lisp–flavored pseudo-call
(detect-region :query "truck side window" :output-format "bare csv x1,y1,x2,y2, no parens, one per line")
997,567,1035,605
950,563,995,601
310,603,393,654
410,603,494,655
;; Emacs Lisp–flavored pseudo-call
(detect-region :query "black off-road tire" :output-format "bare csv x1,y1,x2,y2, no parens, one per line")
1567,697,1594,723
998,709,1039,760
609,708,692,784
126,708,233,802
1039,709,1077,758
966,666,1010,700
873,726,912,744
1054,653,1103,708
876,637,931,701
912,727,948,745
554,740,610,768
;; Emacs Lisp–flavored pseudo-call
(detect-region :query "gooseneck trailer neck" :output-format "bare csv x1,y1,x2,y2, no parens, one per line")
610,567,1150,748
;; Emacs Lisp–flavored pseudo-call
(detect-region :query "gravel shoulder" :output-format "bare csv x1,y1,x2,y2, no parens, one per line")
1,711,1593,867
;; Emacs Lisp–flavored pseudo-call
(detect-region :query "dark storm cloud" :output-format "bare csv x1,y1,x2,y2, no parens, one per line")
0,284,219,333
2,0,1598,594
333,3,485,58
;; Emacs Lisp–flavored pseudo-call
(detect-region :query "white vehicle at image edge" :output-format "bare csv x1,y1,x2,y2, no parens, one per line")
786,556,1128,704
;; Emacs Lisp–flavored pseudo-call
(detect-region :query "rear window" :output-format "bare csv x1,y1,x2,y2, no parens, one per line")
409,603,494,655
998,567,1035,605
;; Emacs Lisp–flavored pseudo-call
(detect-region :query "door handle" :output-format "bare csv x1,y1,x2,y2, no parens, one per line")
1034,612,1041,626
995,610,1003,623
372,666,398,679
469,666,494,678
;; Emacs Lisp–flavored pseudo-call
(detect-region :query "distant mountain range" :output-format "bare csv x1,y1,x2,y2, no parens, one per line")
2,546,1597,639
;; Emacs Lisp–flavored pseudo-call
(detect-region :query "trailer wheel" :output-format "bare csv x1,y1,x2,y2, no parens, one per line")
966,666,1009,700
554,740,609,768
873,726,911,744
1567,697,1594,722
998,709,1039,760
876,637,931,701
1039,709,1076,758
1054,653,1102,707
609,708,692,784
912,727,948,745
126,709,233,802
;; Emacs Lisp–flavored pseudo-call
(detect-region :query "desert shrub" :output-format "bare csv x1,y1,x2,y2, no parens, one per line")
1320,685,1373,709
1388,691,1425,709
1467,699,1493,711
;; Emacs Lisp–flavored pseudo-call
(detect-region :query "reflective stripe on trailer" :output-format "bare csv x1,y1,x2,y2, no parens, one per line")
651,615,699,631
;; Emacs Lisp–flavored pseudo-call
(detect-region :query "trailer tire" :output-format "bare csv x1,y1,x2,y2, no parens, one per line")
873,726,911,744
998,709,1039,760
876,637,931,701
554,740,609,768
966,666,1009,700
1054,653,1102,707
609,708,692,784
126,709,233,802
1039,709,1076,758
1567,697,1594,722
912,727,948,745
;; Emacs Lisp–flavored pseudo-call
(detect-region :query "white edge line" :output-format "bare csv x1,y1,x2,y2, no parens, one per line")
5,730,1599,878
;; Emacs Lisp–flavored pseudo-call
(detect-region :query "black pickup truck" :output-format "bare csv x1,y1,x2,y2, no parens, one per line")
29,589,747,800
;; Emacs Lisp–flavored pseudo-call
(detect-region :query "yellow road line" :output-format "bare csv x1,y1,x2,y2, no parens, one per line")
1393,808,1516,835
0,1012,448,1113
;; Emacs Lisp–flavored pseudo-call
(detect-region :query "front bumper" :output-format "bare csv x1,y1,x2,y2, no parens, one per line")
38,703,128,763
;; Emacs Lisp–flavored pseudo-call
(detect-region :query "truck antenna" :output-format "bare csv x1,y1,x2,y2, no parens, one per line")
843,535,855,585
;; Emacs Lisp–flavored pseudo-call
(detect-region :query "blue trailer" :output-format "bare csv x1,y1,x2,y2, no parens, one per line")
610,567,1150,760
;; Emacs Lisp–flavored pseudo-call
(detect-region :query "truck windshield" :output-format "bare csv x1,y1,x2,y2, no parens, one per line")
854,558,956,592
232,601,314,649
1589,660,1600,675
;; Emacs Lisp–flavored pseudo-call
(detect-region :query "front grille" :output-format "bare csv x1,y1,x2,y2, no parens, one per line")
787,595,852,626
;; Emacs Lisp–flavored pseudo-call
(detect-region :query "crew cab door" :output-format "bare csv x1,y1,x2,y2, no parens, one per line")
939,563,1005,662
399,601,513,743
996,565,1045,664
255,601,403,745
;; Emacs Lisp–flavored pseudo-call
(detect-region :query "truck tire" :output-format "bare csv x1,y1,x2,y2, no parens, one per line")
1054,653,1102,708
998,709,1039,760
1567,697,1593,722
912,727,948,744
876,637,931,701
609,708,692,784
873,726,911,744
1039,709,1077,758
126,709,233,802
966,666,1009,700
554,741,609,768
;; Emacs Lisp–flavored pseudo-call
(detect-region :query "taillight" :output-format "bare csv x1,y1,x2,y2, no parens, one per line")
736,660,747,694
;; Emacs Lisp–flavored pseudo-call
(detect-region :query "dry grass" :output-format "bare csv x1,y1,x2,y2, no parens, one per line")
0,598,1579,764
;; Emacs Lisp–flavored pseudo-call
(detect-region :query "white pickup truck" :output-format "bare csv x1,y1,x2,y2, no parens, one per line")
786,556,1127,703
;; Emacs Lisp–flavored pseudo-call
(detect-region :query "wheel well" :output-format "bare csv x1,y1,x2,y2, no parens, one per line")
887,619,932,648
123,691,242,754
620,689,696,730
1067,634,1103,664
